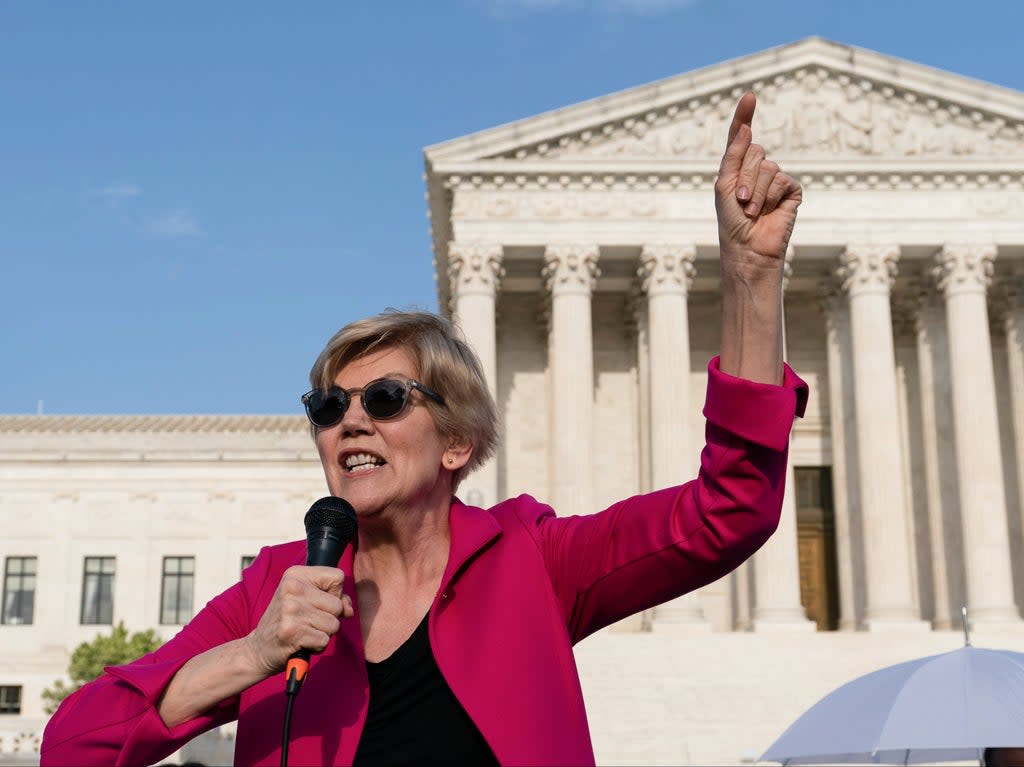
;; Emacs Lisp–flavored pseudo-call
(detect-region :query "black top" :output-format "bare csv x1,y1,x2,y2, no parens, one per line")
352,615,499,767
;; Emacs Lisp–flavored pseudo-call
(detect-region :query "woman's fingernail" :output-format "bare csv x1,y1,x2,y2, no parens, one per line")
737,186,750,201
745,201,760,216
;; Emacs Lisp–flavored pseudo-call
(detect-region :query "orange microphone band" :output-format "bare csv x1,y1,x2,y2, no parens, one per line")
285,658,309,696
285,657,309,684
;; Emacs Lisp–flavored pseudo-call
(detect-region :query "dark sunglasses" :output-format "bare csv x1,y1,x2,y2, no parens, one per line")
301,376,446,428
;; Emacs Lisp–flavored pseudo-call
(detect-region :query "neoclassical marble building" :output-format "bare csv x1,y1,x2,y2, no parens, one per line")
424,36,1024,636
1,38,1023,764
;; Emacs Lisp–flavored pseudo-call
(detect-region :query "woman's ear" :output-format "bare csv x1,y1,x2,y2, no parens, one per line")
442,441,473,471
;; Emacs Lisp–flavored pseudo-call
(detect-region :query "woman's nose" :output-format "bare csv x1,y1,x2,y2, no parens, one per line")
339,392,372,435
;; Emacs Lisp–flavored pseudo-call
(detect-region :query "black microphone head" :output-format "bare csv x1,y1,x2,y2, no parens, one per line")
304,497,357,543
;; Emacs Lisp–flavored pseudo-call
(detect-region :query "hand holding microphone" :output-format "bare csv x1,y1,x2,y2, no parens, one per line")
243,497,358,691
156,497,357,737
243,497,357,767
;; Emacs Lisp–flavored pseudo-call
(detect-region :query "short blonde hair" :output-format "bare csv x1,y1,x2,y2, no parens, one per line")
309,309,499,491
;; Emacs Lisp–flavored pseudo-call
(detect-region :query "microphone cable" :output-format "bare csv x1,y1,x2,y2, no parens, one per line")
281,682,297,767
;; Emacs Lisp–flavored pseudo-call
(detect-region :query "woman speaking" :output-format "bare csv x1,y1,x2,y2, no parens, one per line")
42,92,806,766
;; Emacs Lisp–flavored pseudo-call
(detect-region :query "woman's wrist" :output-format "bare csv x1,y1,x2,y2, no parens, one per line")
240,631,275,677
718,253,784,386
718,246,785,287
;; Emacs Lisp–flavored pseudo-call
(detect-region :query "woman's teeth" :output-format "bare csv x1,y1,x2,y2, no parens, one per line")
344,453,385,472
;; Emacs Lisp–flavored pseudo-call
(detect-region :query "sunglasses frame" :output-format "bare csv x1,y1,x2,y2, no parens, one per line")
301,376,446,428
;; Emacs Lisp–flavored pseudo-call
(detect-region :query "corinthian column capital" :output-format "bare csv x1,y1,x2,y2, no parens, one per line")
933,243,997,297
543,244,600,296
447,242,504,297
837,244,900,296
639,244,696,296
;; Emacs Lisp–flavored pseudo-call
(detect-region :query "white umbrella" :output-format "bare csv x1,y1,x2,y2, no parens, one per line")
761,612,1024,765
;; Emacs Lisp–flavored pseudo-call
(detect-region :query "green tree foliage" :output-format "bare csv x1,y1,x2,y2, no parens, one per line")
41,622,163,714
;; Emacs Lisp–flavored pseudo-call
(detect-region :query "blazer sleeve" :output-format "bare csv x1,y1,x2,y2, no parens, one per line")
527,355,808,643
40,548,276,767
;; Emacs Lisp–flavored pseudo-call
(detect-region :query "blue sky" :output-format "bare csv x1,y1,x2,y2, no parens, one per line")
2,1,1021,414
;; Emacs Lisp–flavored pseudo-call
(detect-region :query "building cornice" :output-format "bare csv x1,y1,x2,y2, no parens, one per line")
0,414,308,434
440,166,1024,192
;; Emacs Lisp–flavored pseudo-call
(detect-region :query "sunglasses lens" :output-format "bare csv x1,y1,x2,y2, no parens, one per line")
362,379,409,420
307,389,348,427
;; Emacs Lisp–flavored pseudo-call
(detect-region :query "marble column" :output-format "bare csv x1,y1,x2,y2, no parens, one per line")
892,301,923,619
619,292,655,633
543,244,599,518
753,249,814,631
839,244,926,629
935,244,1020,625
913,292,963,629
631,293,651,496
820,288,861,631
641,244,696,492
639,244,709,631
1003,281,1024,578
448,242,504,507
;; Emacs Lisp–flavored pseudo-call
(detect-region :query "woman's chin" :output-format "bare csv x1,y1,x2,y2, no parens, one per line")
326,471,384,505
341,490,392,518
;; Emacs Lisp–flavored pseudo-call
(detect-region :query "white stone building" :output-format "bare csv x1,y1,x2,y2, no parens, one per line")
2,38,1024,764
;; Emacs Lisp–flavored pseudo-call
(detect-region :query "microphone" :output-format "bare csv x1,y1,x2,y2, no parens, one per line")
284,496,358,695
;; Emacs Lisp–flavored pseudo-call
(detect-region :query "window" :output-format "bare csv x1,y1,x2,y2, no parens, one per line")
241,555,255,573
0,686,21,715
81,557,116,625
2,557,37,625
161,557,194,625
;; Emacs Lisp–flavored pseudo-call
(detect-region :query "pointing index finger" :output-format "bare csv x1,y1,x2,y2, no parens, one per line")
726,92,757,148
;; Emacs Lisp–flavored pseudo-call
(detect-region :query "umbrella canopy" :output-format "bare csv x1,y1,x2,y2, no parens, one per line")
760,646,1024,764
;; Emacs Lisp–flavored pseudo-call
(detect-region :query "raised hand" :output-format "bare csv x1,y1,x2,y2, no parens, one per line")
715,92,802,268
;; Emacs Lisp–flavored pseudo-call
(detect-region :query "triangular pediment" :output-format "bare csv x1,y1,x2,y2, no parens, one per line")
425,37,1024,168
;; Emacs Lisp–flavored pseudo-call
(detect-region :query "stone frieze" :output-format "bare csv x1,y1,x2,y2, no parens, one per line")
491,68,1024,162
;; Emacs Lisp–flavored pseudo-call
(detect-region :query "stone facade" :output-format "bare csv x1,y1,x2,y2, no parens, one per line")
0,417,326,760
2,37,1024,765
425,36,1024,636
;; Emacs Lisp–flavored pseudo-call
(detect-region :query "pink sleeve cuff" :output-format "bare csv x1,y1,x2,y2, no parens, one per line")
702,356,808,452
105,657,235,764
41,655,231,766
105,652,240,724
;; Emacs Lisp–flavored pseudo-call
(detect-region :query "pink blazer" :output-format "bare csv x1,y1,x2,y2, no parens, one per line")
41,357,807,766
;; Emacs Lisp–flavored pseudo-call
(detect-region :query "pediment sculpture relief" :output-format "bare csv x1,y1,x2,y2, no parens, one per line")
504,68,1023,161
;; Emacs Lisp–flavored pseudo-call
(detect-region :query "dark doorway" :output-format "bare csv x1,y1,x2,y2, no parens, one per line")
795,467,840,631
